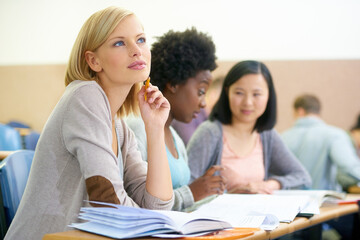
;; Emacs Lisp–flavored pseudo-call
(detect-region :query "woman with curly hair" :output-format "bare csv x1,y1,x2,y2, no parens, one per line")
126,27,226,211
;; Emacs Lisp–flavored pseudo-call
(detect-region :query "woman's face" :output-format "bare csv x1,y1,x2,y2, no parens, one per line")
170,70,213,123
92,14,151,86
228,73,269,125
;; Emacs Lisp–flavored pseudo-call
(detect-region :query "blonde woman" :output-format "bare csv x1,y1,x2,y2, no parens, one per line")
5,6,173,240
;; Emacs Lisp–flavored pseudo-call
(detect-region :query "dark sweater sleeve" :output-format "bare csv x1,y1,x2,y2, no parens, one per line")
266,130,312,189
187,121,222,183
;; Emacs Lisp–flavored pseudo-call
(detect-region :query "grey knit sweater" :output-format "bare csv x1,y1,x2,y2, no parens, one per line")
187,120,311,189
5,80,173,240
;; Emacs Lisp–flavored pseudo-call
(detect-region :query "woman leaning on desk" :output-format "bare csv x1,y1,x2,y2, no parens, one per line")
187,60,312,194
126,28,226,211
5,6,173,240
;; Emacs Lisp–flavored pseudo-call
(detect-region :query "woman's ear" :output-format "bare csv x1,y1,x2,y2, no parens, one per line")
165,83,178,94
85,51,102,72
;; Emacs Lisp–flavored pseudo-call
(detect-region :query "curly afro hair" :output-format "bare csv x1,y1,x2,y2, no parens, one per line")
150,27,217,91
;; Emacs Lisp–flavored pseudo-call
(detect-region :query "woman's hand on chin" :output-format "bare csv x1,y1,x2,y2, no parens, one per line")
138,83,170,130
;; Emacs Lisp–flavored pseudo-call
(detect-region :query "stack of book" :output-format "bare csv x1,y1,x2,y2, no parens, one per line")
70,201,234,239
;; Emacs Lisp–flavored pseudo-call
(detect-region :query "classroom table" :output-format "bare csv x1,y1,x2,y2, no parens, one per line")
14,127,31,136
348,185,360,194
0,151,13,160
42,194,360,240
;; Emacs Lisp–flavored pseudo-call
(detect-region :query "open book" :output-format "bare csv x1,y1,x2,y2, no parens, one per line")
273,190,347,216
70,201,232,239
192,193,311,229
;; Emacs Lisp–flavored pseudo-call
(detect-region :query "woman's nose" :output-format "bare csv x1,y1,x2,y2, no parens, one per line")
244,95,253,105
199,97,206,108
128,43,141,57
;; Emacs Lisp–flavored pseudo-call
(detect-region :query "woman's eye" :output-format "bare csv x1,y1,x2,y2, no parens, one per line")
137,37,146,44
114,41,125,47
254,93,261,97
198,89,206,96
235,91,244,95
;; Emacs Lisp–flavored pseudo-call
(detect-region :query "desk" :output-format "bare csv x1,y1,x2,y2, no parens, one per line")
14,127,31,136
0,151,13,160
348,185,360,194
241,203,359,240
43,195,360,240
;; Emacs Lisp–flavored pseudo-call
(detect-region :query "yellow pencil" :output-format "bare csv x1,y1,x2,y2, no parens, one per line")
144,77,150,101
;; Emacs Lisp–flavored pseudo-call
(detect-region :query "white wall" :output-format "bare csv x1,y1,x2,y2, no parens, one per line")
0,0,359,65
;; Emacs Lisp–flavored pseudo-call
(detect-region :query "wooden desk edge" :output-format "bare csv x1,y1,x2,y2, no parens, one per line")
43,230,115,240
43,195,360,240
242,201,359,240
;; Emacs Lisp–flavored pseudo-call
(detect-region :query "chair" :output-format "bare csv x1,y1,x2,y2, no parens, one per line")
6,120,30,129
0,184,7,239
0,150,34,227
0,123,22,151
24,131,40,150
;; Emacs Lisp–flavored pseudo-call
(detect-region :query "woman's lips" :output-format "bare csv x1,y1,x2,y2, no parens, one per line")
128,61,146,70
193,112,199,119
241,110,253,115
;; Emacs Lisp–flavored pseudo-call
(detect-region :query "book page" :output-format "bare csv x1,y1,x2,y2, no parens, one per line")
72,201,232,237
273,190,347,212
194,194,309,225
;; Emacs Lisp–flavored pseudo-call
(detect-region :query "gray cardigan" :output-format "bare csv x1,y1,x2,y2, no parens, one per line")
5,80,173,240
187,120,311,189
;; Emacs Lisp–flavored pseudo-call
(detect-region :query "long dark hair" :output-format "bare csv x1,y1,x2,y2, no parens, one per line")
351,113,360,131
210,60,277,132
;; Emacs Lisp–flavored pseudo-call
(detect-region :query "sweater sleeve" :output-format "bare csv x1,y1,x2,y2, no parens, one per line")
329,130,360,181
172,185,195,211
187,121,222,183
266,130,312,189
62,84,173,210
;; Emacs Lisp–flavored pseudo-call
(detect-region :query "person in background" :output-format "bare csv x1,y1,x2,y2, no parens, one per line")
126,28,226,211
282,95,360,240
172,76,224,145
349,113,360,157
187,60,311,194
281,94,360,191
336,113,360,192
5,7,174,240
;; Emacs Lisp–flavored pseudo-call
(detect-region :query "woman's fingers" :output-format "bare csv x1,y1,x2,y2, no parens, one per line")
204,165,225,176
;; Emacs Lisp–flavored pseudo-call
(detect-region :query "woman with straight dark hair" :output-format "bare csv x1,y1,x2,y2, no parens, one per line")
187,60,311,194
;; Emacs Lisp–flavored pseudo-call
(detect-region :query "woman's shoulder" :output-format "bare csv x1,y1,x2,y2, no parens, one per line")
260,128,279,139
62,80,111,118
66,80,105,99
189,120,222,145
197,119,222,134
170,126,187,152
259,128,283,147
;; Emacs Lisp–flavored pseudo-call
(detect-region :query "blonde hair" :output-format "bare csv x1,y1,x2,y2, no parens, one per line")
65,6,141,117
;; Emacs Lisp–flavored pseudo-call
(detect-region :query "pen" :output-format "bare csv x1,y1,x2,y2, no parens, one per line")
144,77,150,101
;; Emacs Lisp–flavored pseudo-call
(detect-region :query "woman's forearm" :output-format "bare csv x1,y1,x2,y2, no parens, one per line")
145,126,173,200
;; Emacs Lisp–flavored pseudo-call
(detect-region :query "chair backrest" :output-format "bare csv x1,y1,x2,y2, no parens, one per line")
0,123,22,151
24,131,40,150
0,150,34,226
6,121,30,129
